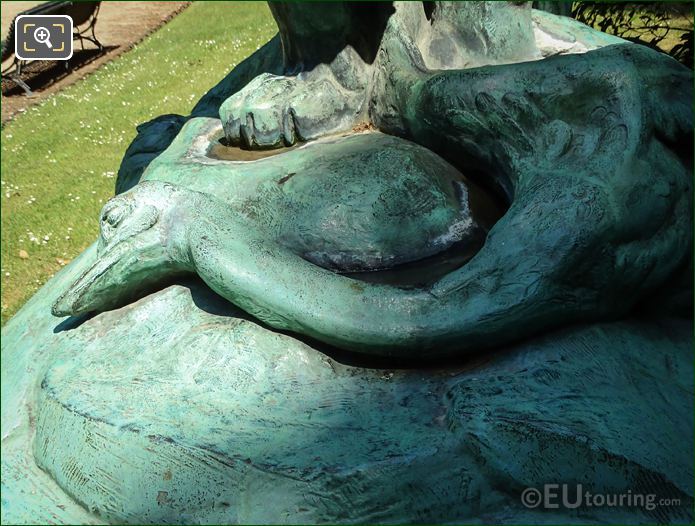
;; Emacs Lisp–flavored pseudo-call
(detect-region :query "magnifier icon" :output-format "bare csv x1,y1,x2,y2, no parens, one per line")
34,26,53,48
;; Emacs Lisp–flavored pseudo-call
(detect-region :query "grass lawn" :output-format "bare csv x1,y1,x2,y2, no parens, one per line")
1,1,276,324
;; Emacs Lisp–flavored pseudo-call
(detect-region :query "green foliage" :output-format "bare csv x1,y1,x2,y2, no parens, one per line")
572,2,693,67
0,2,276,324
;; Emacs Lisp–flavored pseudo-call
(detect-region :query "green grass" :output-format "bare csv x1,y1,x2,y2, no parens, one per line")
576,6,693,60
1,1,276,324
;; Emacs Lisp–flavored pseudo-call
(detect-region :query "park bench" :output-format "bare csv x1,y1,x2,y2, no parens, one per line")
1,1,102,94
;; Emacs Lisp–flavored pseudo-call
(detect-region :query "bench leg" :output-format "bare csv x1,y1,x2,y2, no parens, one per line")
74,32,103,52
91,24,103,51
2,59,34,95
10,74,33,95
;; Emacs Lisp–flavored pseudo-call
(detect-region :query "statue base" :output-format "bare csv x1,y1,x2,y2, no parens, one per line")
2,246,692,524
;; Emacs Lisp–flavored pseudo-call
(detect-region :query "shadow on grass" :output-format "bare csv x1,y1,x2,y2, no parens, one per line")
2,45,118,96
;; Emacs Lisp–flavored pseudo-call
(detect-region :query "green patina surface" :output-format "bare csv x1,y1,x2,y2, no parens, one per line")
1,2,693,523
53,42,693,357
141,120,493,271
2,247,693,523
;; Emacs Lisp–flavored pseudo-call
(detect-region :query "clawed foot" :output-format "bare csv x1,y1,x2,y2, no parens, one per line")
219,71,364,149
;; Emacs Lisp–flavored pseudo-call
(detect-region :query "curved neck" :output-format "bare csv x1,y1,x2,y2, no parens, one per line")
186,205,565,358
189,212,423,355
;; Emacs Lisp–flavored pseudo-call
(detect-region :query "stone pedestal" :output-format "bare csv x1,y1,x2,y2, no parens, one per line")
2,247,692,524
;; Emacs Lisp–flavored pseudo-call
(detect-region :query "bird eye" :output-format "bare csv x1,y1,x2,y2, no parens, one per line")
101,203,127,229
105,211,120,227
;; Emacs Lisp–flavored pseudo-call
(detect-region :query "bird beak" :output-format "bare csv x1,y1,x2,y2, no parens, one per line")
52,243,130,317
51,242,173,317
